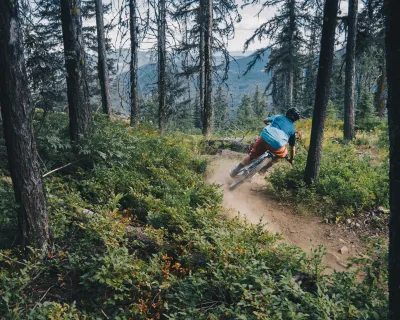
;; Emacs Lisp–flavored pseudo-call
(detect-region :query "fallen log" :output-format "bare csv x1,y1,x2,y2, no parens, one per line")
207,137,257,153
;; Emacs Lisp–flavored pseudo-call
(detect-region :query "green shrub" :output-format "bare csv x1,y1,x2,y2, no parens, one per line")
269,140,389,219
355,136,370,146
0,114,389,319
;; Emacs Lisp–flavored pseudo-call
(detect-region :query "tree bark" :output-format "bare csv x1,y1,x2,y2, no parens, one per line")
94,0,112,117
129,0,139,127
158,0,166,134
0,0,50,252
356,68,363,107
202,0,213,136
184,16,191,114
343,0,358,140
60,0,92,141
386,1,400,318
0,105,3,140
287,0,295,108
375,62,387,118
304,0,339,184
199,0,205,132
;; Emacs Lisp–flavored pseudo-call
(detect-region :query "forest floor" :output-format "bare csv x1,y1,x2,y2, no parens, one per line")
206,150,365,273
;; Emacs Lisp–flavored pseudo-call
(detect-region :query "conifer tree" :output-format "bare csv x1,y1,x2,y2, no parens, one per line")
157,0,167,134
214,86,229,130
25,0,114,115
141,94,158,123
252,85,266,118
194,93,203,129
24,0,66,112
129,0,139,127
94,0,112,116
244,0,314,111
330,55,345,118
60,0,92,141
0,0,50,251
236,94,253,127
172,0,239,135
302,11,322,111
343,0,358,140
201,0,213,136
357,0,385,117
304,0,339,183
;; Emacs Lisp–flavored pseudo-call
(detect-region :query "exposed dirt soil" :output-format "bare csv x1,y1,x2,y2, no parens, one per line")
206,150,364,272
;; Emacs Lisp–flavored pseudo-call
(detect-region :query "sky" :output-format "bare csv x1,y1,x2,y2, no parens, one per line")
225,2,275,52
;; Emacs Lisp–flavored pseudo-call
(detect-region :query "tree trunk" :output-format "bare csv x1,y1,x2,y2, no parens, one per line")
288,70,294,107
343,0,358,140
60,0,92,141
129,0,139,127
386,1,400,318
199,0,205,132
375,62,387,118
202,0,213,136
304,15,318,108
0,105,3,140
0,0,50,252
304,0,339,184
356,68,363,107
94,0,112,117
184,16,191,113
158,0,166,134
287,0,295,108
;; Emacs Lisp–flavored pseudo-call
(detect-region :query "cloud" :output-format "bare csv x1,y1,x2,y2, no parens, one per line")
229,3,276,51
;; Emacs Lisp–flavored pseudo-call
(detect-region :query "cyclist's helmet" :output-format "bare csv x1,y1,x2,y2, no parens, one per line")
286,107,301,122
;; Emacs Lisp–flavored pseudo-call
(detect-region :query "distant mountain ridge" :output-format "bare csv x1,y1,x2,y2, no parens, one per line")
109,49,271,113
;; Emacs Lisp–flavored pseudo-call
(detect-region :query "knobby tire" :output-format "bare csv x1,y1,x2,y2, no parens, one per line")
229,156,272,190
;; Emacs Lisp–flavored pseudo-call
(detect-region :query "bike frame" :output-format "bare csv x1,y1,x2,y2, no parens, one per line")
229,151,274,190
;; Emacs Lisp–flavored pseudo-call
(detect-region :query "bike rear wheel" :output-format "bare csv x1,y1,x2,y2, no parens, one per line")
229,155,272,190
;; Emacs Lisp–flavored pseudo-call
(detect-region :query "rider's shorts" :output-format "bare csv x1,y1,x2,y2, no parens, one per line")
249,136,288,159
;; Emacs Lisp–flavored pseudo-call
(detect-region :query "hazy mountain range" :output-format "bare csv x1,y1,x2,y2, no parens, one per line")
108,49,271,113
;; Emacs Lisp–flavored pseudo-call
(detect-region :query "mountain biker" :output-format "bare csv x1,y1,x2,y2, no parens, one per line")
230,107,301,177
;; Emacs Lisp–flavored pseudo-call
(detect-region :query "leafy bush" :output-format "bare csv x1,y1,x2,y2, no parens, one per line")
0,181,18,249
269,139,388,219
0,114,388,318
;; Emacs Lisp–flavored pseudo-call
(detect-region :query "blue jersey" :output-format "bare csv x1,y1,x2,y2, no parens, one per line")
260,115,296,149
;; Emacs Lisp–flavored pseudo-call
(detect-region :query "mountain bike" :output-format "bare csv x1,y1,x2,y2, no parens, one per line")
229,151,289,190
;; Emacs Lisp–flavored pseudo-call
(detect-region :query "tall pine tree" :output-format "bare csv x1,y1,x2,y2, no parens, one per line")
244,0,314,111
0,0,50,252
252,85,266,118
94,0,112,116
214,86,229,130
304,0,339,183
343,0,358,140
60,0,92,141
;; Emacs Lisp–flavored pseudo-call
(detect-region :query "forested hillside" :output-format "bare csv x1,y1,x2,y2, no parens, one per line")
1,0,400,318
110,50,270,113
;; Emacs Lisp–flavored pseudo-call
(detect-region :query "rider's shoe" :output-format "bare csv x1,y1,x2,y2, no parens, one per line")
230,163,243,177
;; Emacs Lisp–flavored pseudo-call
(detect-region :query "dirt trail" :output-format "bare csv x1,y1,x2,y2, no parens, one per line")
206,151,363,272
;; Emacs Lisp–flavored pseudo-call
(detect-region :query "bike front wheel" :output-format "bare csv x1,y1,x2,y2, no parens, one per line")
229,156,272,190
